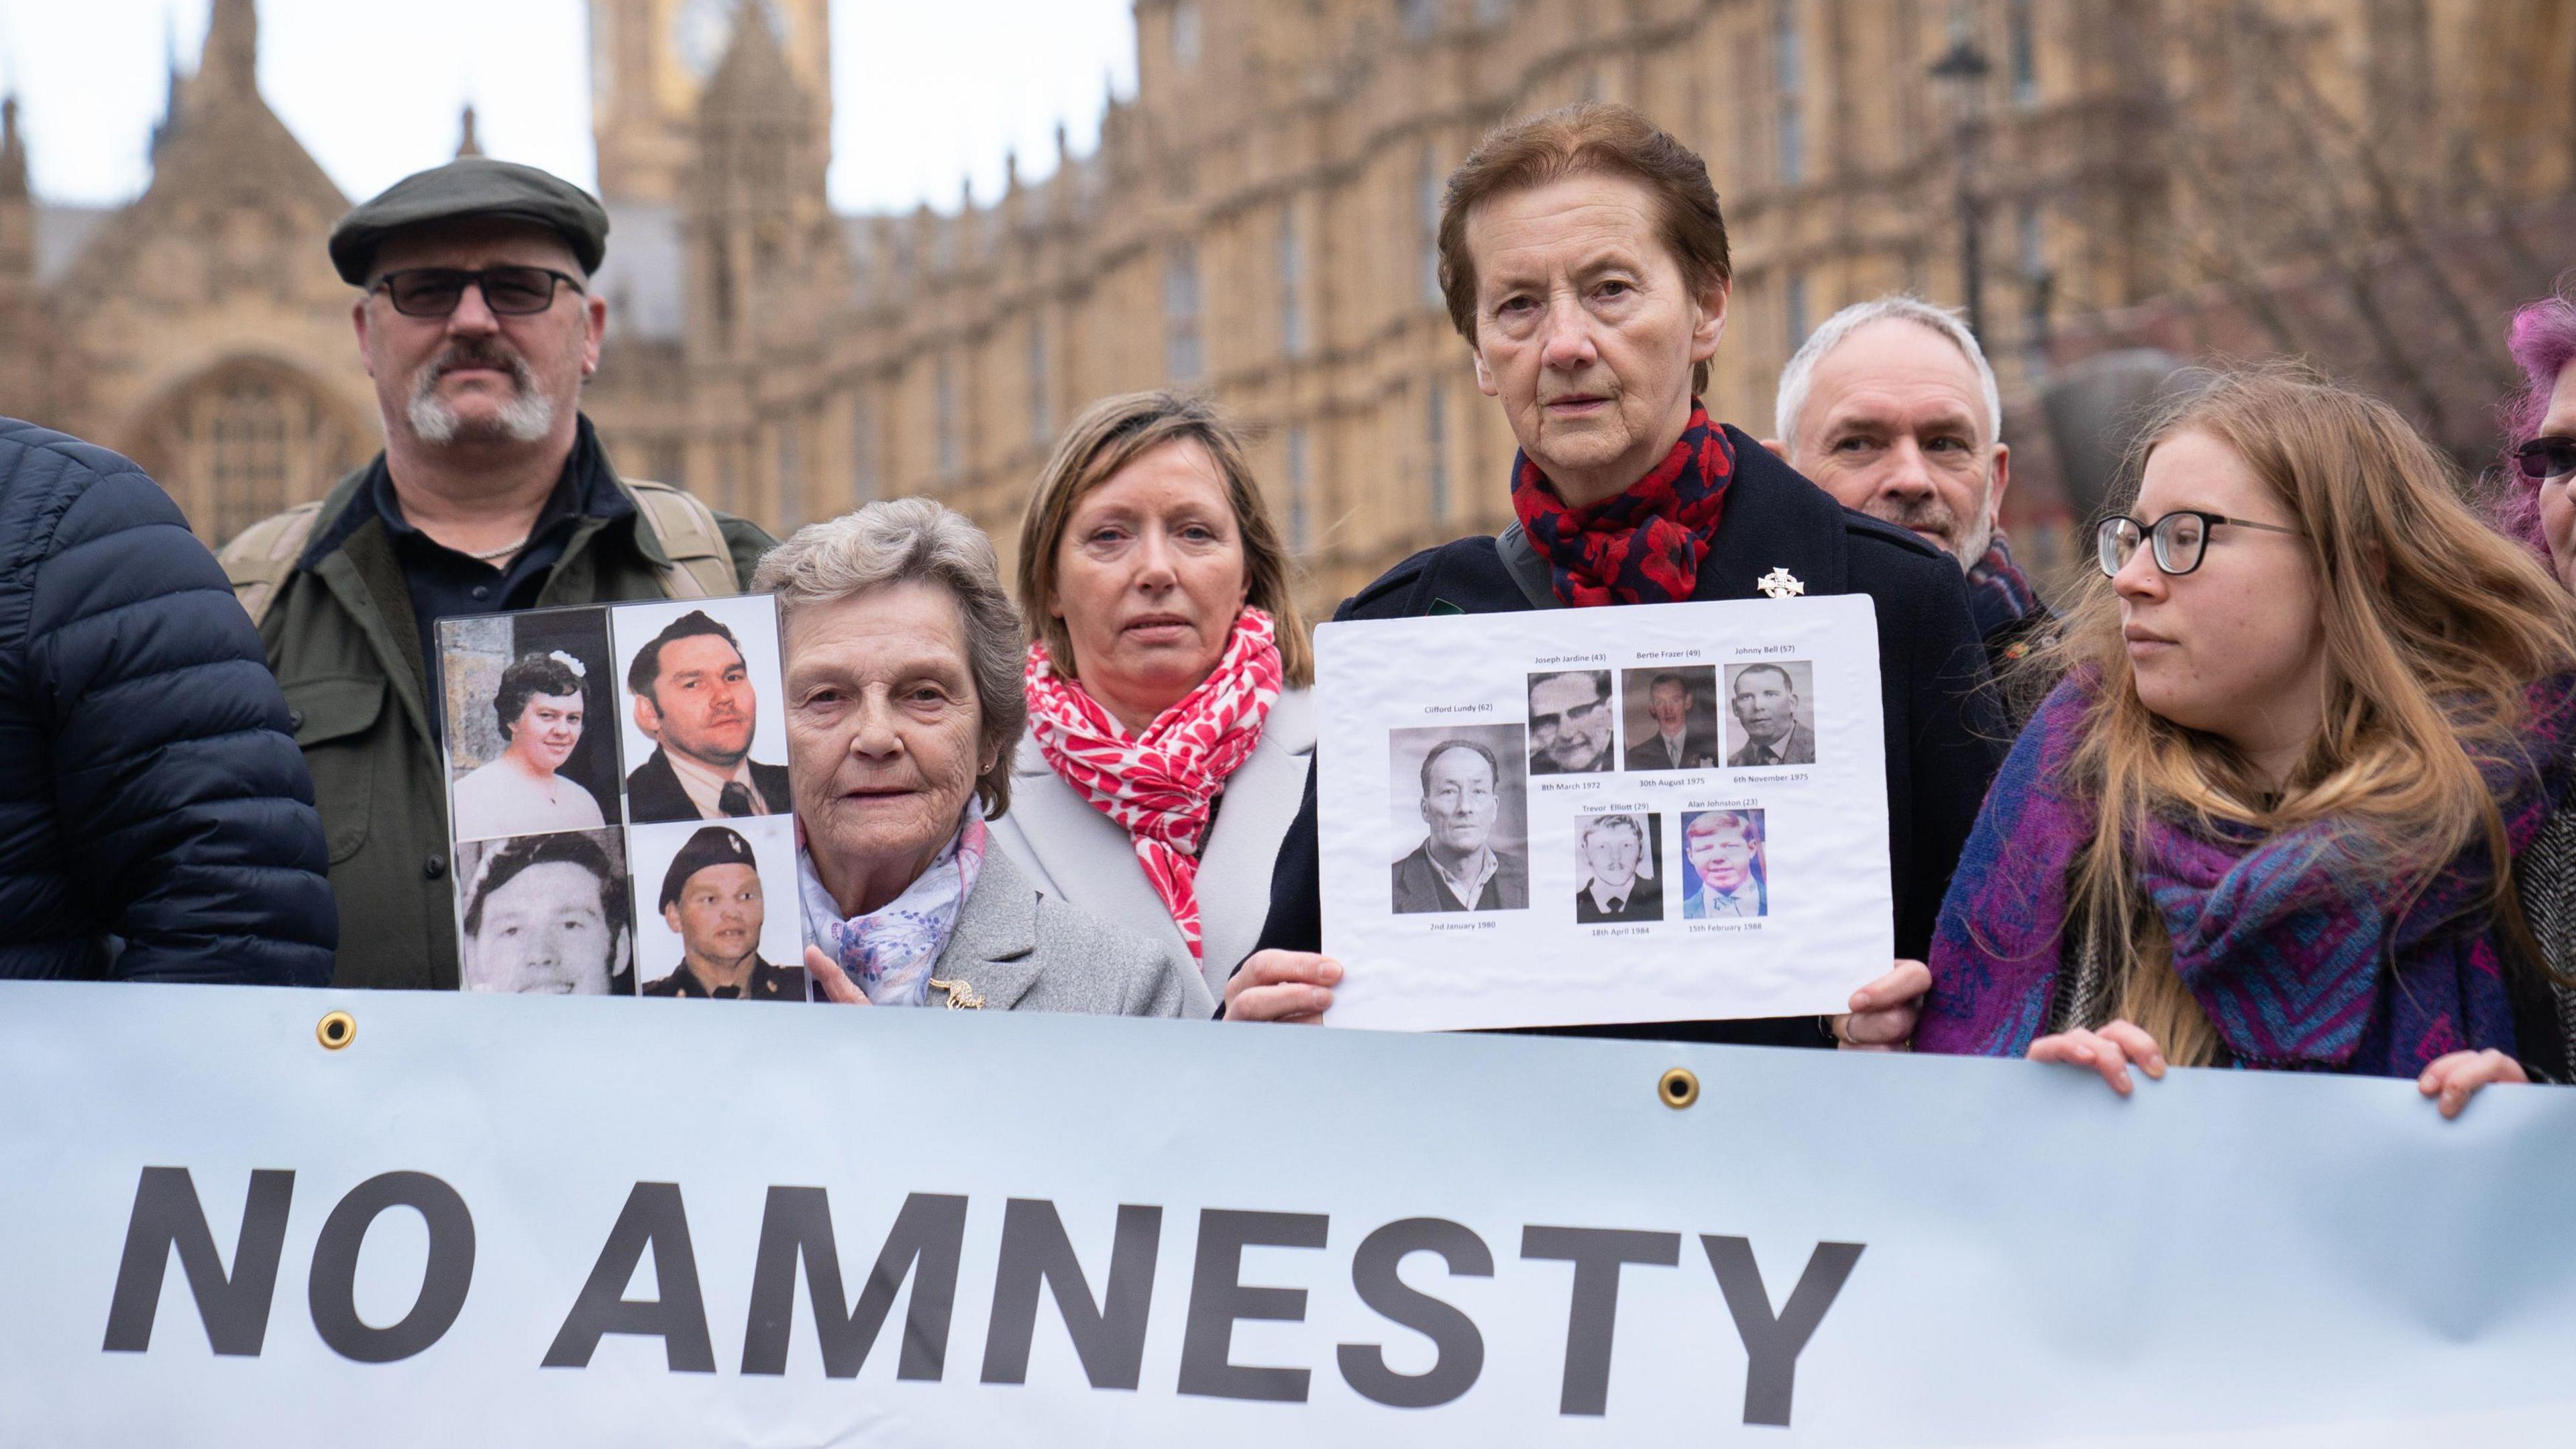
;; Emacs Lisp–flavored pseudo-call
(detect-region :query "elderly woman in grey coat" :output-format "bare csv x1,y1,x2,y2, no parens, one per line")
759,498,1212,1017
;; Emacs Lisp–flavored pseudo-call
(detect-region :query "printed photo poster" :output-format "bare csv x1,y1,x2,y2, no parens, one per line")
437,596,809,1002
1312,594,1893,1031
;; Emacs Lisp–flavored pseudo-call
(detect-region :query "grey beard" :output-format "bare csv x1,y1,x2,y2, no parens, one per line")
407,363,555,445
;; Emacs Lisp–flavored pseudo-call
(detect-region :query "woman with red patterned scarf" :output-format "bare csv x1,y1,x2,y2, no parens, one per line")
1230,102,2005,1044
995,392,1316,1006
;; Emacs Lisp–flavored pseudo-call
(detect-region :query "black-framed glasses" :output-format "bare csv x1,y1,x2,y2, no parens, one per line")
2096,509,2302,578
372,266,584,318
2514,435,2576,483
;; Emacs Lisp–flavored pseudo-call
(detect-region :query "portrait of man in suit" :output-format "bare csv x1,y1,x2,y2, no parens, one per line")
1621,668,1720,771
1574,812,1664,923
624,610,793,822
1526,668,1615,775
1726,661,1817,767
1391,737,1529,914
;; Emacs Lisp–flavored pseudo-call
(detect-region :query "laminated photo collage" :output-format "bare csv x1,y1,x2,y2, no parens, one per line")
436,596,810,1002
1315,595,1896,1032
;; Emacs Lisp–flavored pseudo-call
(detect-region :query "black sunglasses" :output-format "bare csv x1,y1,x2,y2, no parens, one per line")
372,266,585,318
2514,435,2576,483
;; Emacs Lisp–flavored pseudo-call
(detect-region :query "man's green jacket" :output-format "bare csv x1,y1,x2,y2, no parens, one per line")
251,458,772,989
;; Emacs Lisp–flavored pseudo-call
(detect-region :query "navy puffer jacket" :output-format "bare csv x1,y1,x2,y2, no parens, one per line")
0,418,335,983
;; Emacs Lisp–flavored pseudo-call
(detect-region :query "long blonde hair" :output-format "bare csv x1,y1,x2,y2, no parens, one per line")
2048,366,2576,1065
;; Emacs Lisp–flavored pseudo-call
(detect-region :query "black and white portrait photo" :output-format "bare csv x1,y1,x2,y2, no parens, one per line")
1619,666,1719,771
1680,809,1768,919
1724,660,1818,767
1525,668,1616,775
1387,724,1529,914
627,816,807,1002
612,597,793,825
439,607,623,845
454,828,635,996
1574,812,1664,923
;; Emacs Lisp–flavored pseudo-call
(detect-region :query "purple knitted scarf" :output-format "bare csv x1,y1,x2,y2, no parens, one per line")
1919,673,2576,1075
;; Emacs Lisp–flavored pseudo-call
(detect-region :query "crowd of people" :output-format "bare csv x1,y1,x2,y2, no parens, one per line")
5,102,2575,1120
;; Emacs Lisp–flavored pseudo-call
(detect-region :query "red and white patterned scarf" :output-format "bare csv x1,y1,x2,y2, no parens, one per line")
1022,607,1285,960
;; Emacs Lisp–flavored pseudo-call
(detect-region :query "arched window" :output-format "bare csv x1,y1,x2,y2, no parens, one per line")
138,363,364,547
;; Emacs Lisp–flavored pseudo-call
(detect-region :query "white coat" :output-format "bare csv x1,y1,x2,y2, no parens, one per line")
987,688,1316,1002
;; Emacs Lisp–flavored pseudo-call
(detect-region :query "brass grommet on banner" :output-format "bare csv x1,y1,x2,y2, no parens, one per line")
316,1011,356,1051
1658,1067,1699,1109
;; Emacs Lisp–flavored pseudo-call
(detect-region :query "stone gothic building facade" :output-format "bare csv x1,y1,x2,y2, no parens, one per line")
4,0,2569,610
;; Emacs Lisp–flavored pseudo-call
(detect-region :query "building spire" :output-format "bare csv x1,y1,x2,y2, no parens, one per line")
1,96,27,201
150,7,184,158
202,0,258,100
454,103,482,158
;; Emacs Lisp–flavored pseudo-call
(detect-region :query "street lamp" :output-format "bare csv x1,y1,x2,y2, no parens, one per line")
1928,29,1993,344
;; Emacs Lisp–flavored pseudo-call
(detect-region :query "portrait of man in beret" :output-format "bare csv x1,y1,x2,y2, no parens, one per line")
641,824,804,1000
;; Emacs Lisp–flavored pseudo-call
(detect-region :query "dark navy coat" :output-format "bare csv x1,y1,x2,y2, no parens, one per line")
0,419,335,983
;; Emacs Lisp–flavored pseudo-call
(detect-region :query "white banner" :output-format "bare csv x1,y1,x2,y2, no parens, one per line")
3,980,2573,1446
1313,595,1893,1031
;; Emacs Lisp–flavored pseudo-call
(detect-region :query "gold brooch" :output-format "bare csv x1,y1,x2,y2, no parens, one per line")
1756,566,1807,599
928,977,985,1010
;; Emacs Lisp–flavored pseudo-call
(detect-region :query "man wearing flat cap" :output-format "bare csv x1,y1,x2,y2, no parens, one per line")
645,826,802,1000
218,156,775,992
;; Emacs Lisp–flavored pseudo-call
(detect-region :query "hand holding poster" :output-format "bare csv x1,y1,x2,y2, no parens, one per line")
1314,595,1891,1031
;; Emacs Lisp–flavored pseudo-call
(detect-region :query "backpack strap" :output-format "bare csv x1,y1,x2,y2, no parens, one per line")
625,478,740,600
1495,521,1564,610
217,501,327,629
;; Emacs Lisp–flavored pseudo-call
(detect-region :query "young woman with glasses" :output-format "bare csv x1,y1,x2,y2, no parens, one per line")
1847,365,2576,1116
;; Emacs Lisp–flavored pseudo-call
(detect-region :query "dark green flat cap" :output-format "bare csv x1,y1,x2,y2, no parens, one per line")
329,156,610,286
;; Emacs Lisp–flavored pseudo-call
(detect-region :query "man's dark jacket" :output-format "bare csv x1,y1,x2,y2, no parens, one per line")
1575,875,1664,924
643,953,802,1000
0,419,335,983
625,747,792,824
1391,842,1528,913
1252,427,2006,1045
1623,724,1719,772
250,428,771,989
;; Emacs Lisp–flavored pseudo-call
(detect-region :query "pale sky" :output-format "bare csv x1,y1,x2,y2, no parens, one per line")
0,0,1139,213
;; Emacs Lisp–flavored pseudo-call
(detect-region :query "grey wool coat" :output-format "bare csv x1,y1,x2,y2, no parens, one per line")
987,688,1317,998
920,847,1214,1018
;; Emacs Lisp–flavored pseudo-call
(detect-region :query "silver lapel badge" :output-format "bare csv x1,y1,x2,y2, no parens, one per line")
1756,566,1807,599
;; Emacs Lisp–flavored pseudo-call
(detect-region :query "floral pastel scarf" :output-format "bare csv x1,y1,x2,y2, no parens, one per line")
798,802,989,1006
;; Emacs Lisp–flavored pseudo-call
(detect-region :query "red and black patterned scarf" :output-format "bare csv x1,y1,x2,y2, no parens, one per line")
1509,401,1735,606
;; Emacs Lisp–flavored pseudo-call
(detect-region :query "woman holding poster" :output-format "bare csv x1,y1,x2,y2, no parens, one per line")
1903,367,2576,1116
1231,103,2002,1032
998,392,1316,1000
